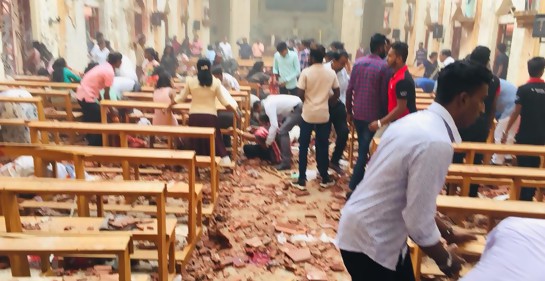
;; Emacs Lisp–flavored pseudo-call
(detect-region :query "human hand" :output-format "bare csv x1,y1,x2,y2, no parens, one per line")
347,114,353,124
368,121,379,132
438,245,466,279
501,132,508,144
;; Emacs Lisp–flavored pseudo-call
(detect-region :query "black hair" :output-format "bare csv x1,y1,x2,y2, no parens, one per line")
196,58,213,87
51,58,67,82
252,100,261,111
84,62,99,74
145,48,159,61
162,45,175,58
152,65,167,76
391,42,409,63
207,45,214,50
330,41,345,51
469,46,491,66
211,66,223,75
435,61,493,105
155,71,173,89
527,57,545,78
370,33,387,54
498,43,507,53
107,52,123,65
259,114,269,124
429,52,438,58
338,51,349,60
276,42,288,53
247,61,264,79
33,41,53,63
310,48,325,64
37,68,49,76
325,51,338,61
441,49,452,57
302,39,311,48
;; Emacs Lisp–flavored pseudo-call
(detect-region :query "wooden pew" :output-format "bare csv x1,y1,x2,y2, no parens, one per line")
453,142,545,168
0,80,79,90
0,234,132,280
28,121,220,214
13,75,50,82
0,96,47,143
0,178,170,279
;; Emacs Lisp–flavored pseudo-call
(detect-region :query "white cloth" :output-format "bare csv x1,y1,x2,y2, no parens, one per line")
118,54,138,82
336,102,461,270
443,56,455,67
90,45,110,64
222,73,240,91
220,85,238,110
262,94,302,146
111,77,136,100
325,62,349,104
492,116,520,164
219,42,233,59
461,217,545,281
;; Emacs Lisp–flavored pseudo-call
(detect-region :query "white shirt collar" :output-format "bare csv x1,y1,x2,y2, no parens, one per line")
427,102,462,143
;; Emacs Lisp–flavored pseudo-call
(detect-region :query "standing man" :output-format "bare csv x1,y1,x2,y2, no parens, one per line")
369,42,417,133
337,61,492,280
502,57,545,201
76,53,123,146
326,51,350,174
493,43,509,79
190,35,203,57
439,49,455,67
414,42,427,66
253,95,303,170
298,39,311,71
273,42,301,96
423,51,439,80
291,47,340,190
346,33,390,191
252,39,265,59
492,79,518,165
237,38,252,60
219,37,233,60
454,46,500,198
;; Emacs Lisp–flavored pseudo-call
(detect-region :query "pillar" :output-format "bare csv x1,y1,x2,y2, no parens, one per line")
340,0,363,57
408,0,428,65
230,0,251,58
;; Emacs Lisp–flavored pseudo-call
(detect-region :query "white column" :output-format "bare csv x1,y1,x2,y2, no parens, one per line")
340,0,363,57
230,0,251,59
64,0,89,72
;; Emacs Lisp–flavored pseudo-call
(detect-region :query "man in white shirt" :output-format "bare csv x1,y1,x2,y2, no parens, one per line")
211,66,240,91
440,49,455,67
336,61,493,280
461,217,545,281
326,51,350,174
292,46,340,190
253,94,303,170
219,37,233,60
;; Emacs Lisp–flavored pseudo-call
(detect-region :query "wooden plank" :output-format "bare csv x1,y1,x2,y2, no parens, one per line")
18,200,197,215
0,80,79,90
436,195,545,219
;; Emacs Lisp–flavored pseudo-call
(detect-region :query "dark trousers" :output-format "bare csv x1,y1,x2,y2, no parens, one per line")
329,102,349,165
341,250,415,281
279,86,298,96
349,119,375,190
78,99,102,146
188,114,228,158
518,155,541,201
243,144,271,161
453,152,484,197
298,120,331,183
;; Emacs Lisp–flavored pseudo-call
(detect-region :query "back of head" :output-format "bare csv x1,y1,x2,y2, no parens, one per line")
527,57,545,78
107,52,123,65
84,62,99,74
196,58,213,87
310,46,325,64
51,58,67,82
469,46,491,67
498,43,507,53
302,39,311,48
441,49,452,57
370,33,386,54
430,52,438,59
325,51,338,62
145,47,159,61
155,71,172,89
330,41,345,51
435,61,493,105
211,66,223,76
391,42,409,63
276,42,288,53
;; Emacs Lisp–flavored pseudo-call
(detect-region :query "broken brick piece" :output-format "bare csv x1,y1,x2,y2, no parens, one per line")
286,248,312,263
244,237,263,248
275,222,306,235
306,269,328,280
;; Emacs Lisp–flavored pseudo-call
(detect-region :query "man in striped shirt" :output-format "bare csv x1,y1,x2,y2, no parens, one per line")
337,61,493,280
346,33,390,190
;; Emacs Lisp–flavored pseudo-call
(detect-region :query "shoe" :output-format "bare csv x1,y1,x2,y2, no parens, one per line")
329,162,344,175
291,180,306,191
275,163,291,171
219,156,232,166
320,179,336,189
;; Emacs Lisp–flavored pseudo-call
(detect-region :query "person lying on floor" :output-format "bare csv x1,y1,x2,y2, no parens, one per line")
241,115,281,164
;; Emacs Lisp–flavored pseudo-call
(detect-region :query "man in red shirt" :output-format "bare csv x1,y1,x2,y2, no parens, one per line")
369,42,416,132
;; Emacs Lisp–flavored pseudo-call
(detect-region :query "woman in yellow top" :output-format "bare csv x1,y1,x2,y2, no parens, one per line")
174,59,239,165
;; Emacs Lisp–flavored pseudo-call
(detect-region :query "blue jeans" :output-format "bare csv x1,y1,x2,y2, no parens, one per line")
349,119,375,190
298,120,331,183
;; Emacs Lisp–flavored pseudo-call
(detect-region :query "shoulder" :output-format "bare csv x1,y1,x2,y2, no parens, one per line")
211,77,222,88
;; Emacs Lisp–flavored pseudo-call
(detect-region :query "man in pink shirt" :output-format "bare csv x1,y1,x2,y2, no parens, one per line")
76,52,123,146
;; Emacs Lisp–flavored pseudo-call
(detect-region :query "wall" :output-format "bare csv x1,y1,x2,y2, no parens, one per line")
230,0,251,57
340,0,363,56
30,0,61,58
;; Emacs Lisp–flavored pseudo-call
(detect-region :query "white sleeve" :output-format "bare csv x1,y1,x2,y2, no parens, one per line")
264,104,278,146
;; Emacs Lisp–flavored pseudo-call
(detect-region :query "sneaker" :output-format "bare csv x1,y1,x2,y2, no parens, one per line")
329,162,344,175
275,163,291,171
291,180,306,191
320,178,336,189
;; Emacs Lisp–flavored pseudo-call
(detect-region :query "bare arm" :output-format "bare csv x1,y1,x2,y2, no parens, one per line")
502,104,521,143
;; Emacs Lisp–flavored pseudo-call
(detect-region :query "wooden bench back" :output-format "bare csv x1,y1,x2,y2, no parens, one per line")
0,80,79,90
13,75,50,82
0,96,46,121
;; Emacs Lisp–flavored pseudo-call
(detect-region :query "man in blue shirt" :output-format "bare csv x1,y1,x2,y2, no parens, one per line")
491,79,518,165
273,42,301,96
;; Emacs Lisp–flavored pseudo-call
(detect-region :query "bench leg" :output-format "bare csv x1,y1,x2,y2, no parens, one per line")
40,254,51,274
461,177,471,197
168,230,176,273
1,192,30,276
118,250,131,281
